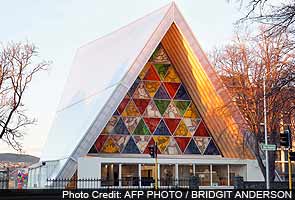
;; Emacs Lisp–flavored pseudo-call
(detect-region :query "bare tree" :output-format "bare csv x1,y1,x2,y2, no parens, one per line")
211,28,295,181
0,42,50,151
239,0,295,38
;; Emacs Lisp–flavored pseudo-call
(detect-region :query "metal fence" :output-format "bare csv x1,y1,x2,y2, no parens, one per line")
46,177,198,189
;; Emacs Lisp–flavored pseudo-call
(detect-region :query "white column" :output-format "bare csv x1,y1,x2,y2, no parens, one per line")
227,165,230,186
210,165,213,187
119,164,122,187
97,161,101,188
193,164,196,176
175,164,179,186
157,163,160,187
138,164,141,188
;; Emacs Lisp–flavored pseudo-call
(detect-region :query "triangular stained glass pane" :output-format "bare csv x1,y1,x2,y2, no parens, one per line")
154,120,171,136
94,135,108,152
113,110,120,116
134,136,150,153
133,99,150,115
163,101,182,118
174,84,190,100
123,117,141,134
184,139,201,154
128,77,140,96
111,117,130,135
174,137,191,153
101,137,120,153
101,115,119,134
111,135,130,152
154,64,170,80
154,99,170,115
163,118,181,134
174,120,190,137
117,97,130,114
194,121,210,137
154,84,170,99
139,63,152,80
143,118,161,134
88,145,98,153
163,82,180,98
153,136,170,153
144,81,161,97
133,82,150,99
122,137,140,154
164,66,181,83
204,139,220,155
143,137,161,154
133,119,151,135
194,137,211,154
143,100,161,118
121,100,141,117
164,137,181,155
143,65,161,81
183,118,201,135
174,100,190,116
151,44,170,64
183,103,200,118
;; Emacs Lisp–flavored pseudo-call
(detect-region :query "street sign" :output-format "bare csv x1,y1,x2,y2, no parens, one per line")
261,144,277,151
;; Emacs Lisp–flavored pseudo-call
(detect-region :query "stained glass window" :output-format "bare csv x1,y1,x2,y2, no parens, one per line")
88,43,221,156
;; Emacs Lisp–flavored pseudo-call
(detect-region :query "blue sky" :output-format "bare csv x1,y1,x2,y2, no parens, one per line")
0,0,244,156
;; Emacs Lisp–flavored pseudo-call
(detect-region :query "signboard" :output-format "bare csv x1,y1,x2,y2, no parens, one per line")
261,144,277,151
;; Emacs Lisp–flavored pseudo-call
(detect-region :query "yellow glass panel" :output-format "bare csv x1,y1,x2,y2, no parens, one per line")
121,100,141,117
101,137,120,153
144,81,161,97
164,66,181,82
139,62,152,79
174,120,190,137
183,103,200,118
153,136,170,153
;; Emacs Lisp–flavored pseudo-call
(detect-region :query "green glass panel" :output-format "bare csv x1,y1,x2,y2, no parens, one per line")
154,64,170,80
174,100,190,116
154,99,170,115
133,119,151,135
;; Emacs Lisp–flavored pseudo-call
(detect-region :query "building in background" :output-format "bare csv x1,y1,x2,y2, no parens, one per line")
28,2,264,189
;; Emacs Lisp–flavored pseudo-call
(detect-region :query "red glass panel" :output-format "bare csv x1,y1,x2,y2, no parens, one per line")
163,82,180,98
143,118,161,133
133,99,150,114
143,137,161,154
143,64,160,81
194,121,209,137
164,118,181,134
174,137,191,152
94,135,108,152
117,98,130,114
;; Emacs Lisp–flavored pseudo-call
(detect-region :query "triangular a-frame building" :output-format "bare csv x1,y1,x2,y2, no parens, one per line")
30,2,264,188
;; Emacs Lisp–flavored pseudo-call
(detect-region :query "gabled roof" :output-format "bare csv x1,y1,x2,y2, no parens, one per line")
41,2,254,181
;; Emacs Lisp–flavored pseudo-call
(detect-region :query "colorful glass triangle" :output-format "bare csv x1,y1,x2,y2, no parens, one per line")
174,100,190,116
134,136,150,153
174,84,190,100
184,139,201,154
123,117,140,134
154,99,170,115
94,135,108,152
154,84,170,99
194,137,211,154
154,64,170,80
117,97,130,114
174,137,191,152
174,120,190,137
122,137,140,154
183,103,200,118
143,100,161,118
143,118,161,133
151,44,170,64
163,82,180,98
101,115,119,134
133,99,150,114
111,135,130,152
183,118,201,135
163,101,182,118
111,117,130,135
133,119,151,135
163,118,181,134
144,81,161,97
204,139,220,155
143,64,161,81
88,145,98,153
143,137,160,154
164,137,181,155
133,82,150,99
139,63,152,80
153,136,170,153
194,121,209,137
154,119,171,136
121,100,141,117
128,78,140,97
101,137,120,153
164,66,181,82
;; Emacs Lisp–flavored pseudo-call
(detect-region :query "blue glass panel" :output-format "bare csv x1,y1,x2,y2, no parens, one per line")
122,137,140,153
204,139,220,155
113,110,120,116
111,117,130,135
174,84,190,100
154,120,171,136
184,139,200,154
128,77,140,96
154,84,170,99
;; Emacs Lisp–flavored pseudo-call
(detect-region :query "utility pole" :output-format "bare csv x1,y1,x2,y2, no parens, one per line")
263,73,270,189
